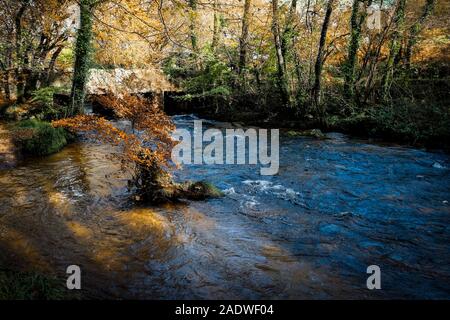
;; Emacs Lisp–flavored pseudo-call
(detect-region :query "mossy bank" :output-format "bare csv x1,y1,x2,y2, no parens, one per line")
12,119,73,156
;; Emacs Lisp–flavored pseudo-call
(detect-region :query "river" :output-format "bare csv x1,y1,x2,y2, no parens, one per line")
0,114,449,299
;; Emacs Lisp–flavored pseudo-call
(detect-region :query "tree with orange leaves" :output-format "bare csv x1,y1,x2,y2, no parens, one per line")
53,93,222,202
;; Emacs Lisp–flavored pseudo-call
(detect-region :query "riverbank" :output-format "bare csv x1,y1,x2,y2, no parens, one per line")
1,91,449,163
163,94,450,152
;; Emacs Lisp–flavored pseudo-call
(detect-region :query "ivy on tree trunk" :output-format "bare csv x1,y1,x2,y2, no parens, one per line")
14,1,28,102
383,0,406,99
211,0,221,51
70,0,95,116
344,0,372,99
238,0,252,75
188,0,199,54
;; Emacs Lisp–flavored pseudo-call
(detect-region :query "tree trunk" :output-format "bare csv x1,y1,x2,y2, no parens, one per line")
271,0,289,108
383,0,406,98
1,48,12,101
344,0,372,98
14,1,28,102
45,46,63,86
188,0,199,53
312,0,335,115
70,0,95,115
2,71,11,101
281,0,297,61
211,0,221,51
362,25,390,102
238,0,252,74
404,0,435,67
23,34,45,97
23,71,39,98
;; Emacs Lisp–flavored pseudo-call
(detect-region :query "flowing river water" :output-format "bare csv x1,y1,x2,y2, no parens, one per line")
0,114,449,299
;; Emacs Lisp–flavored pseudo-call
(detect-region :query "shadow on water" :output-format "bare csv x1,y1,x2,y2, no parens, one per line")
0,115,449,299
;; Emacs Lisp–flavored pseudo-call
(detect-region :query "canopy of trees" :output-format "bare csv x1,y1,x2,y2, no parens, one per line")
1,0,447,107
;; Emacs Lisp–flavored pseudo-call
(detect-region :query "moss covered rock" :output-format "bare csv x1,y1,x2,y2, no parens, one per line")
13,119,69,156
286,129,327,139
179,181,224,200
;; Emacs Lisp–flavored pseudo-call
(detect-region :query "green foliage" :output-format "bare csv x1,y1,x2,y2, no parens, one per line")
286,129,327,139
0,268,68,300
164,49,233,101
14,119,68,156
328,98,450,147
28,87,69,120
57,48,75,68
177,86,232,101
369,101,450,145
31,87,56,108
30,87,59,119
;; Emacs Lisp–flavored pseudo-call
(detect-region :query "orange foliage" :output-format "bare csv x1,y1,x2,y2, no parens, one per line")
52,94,177,174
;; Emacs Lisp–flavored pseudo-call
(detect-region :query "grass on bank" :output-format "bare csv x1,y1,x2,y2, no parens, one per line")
0,268,72,300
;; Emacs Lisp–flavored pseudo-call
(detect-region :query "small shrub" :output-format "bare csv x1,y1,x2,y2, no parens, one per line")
163,49,233,102
13,119,68,156
31,87,56,108
30,87,66,120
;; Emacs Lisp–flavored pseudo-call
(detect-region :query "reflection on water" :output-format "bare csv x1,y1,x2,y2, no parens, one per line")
0,114,449,299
